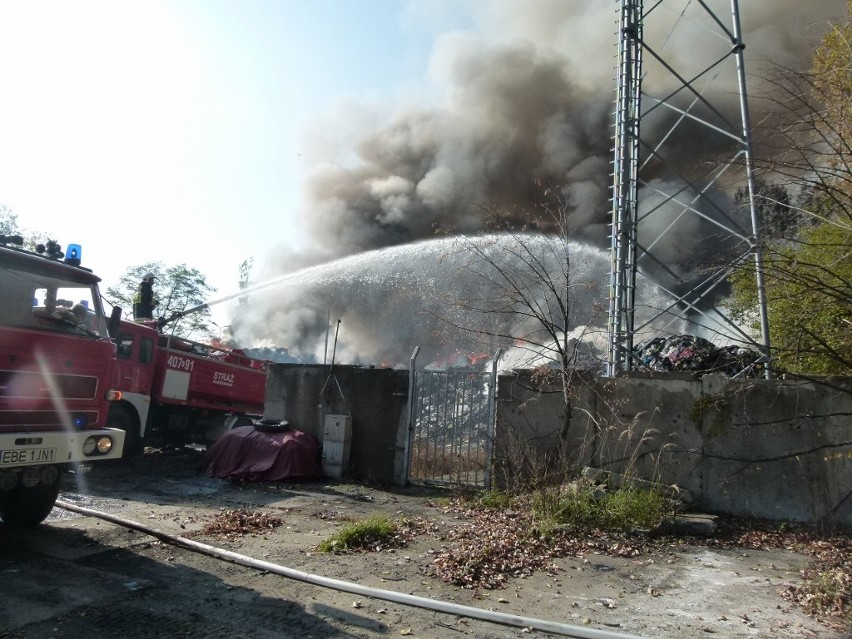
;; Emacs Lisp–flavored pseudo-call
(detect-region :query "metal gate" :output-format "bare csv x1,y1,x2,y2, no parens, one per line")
403,348,499,489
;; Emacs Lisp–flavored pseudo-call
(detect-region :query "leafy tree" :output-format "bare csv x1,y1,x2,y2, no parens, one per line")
106,262,217,340
0,207,55,251
730,224,852,374
749,4,852,231
811,0,852,176
0,206,19,236
730,4,852,375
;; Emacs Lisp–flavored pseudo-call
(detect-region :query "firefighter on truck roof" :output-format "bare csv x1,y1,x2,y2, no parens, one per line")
133,272,159,321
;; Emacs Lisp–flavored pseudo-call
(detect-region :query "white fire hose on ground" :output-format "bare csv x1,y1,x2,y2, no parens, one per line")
55,500,643,639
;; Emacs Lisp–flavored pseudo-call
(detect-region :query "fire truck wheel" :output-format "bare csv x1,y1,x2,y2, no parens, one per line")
0,466,61,527
109,405,142,457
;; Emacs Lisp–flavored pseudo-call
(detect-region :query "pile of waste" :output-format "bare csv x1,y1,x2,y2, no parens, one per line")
633,335,761,376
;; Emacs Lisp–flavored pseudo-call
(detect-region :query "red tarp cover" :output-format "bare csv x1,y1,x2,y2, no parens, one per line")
200,426,321,481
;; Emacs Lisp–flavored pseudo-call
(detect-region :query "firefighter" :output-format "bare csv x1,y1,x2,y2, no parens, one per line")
71,303,88,325
133,273,159,321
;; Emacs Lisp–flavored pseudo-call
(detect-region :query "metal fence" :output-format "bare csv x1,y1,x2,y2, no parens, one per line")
403,348,499,488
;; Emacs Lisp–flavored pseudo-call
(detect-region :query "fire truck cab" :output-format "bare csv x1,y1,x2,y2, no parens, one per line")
0,241,125,526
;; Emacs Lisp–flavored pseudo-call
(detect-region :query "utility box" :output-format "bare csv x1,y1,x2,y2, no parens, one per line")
322,414,352,479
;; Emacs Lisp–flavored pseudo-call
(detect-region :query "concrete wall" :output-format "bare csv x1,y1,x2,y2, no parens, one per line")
264,364,851,525
698,375,852,524
264,364,410,485
494,371,705,497
496,371,852,526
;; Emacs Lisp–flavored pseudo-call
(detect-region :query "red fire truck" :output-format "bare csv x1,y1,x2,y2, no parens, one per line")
105,316,268,455
0,239,125,526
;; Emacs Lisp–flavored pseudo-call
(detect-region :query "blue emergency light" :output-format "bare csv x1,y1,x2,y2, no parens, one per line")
65,243,82,266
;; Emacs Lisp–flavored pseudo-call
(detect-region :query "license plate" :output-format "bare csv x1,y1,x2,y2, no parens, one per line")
0,447,57,466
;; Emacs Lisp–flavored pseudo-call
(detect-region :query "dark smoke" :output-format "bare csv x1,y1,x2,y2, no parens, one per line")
301,39,613,259
234,1,844,365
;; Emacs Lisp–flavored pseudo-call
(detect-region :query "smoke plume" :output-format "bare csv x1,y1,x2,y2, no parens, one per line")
233,0,844,365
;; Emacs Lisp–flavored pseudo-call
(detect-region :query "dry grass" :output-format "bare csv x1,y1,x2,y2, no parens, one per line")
408,440,488,484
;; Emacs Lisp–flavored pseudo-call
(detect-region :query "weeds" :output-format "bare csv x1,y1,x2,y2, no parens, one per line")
602,486,673,530
316,516,398,553
479,490,515,510
529,483,675,533
315,515,436,553
428,482,674,590
794,568,852,627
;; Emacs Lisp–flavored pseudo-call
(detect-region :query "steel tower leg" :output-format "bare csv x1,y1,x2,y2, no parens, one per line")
731,0,772,376
608,0,643,377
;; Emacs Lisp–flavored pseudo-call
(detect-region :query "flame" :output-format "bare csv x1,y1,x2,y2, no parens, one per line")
425,351,492,371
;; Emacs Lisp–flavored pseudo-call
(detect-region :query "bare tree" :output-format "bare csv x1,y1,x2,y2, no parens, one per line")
439,191,608,449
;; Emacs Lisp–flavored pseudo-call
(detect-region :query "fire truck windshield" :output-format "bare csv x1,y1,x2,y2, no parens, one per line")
0,264,109,338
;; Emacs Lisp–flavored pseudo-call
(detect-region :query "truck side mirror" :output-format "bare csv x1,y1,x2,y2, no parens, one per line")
108,306,122,339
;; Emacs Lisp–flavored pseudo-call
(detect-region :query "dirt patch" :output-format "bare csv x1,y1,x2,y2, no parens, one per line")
1,448,847,639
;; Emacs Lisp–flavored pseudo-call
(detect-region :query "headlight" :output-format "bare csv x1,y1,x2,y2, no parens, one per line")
83,436,113,456
83,436,97,455
96,437,113,454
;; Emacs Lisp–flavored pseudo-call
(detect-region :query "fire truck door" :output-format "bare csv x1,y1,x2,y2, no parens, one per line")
116,333,156,394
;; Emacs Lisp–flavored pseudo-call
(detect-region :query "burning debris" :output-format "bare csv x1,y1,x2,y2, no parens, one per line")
634,335,762,377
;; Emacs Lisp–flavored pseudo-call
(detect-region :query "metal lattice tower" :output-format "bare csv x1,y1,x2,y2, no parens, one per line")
607,0,771,377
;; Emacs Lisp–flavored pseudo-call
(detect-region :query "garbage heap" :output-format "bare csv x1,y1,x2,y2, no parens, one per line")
633,334,762,376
